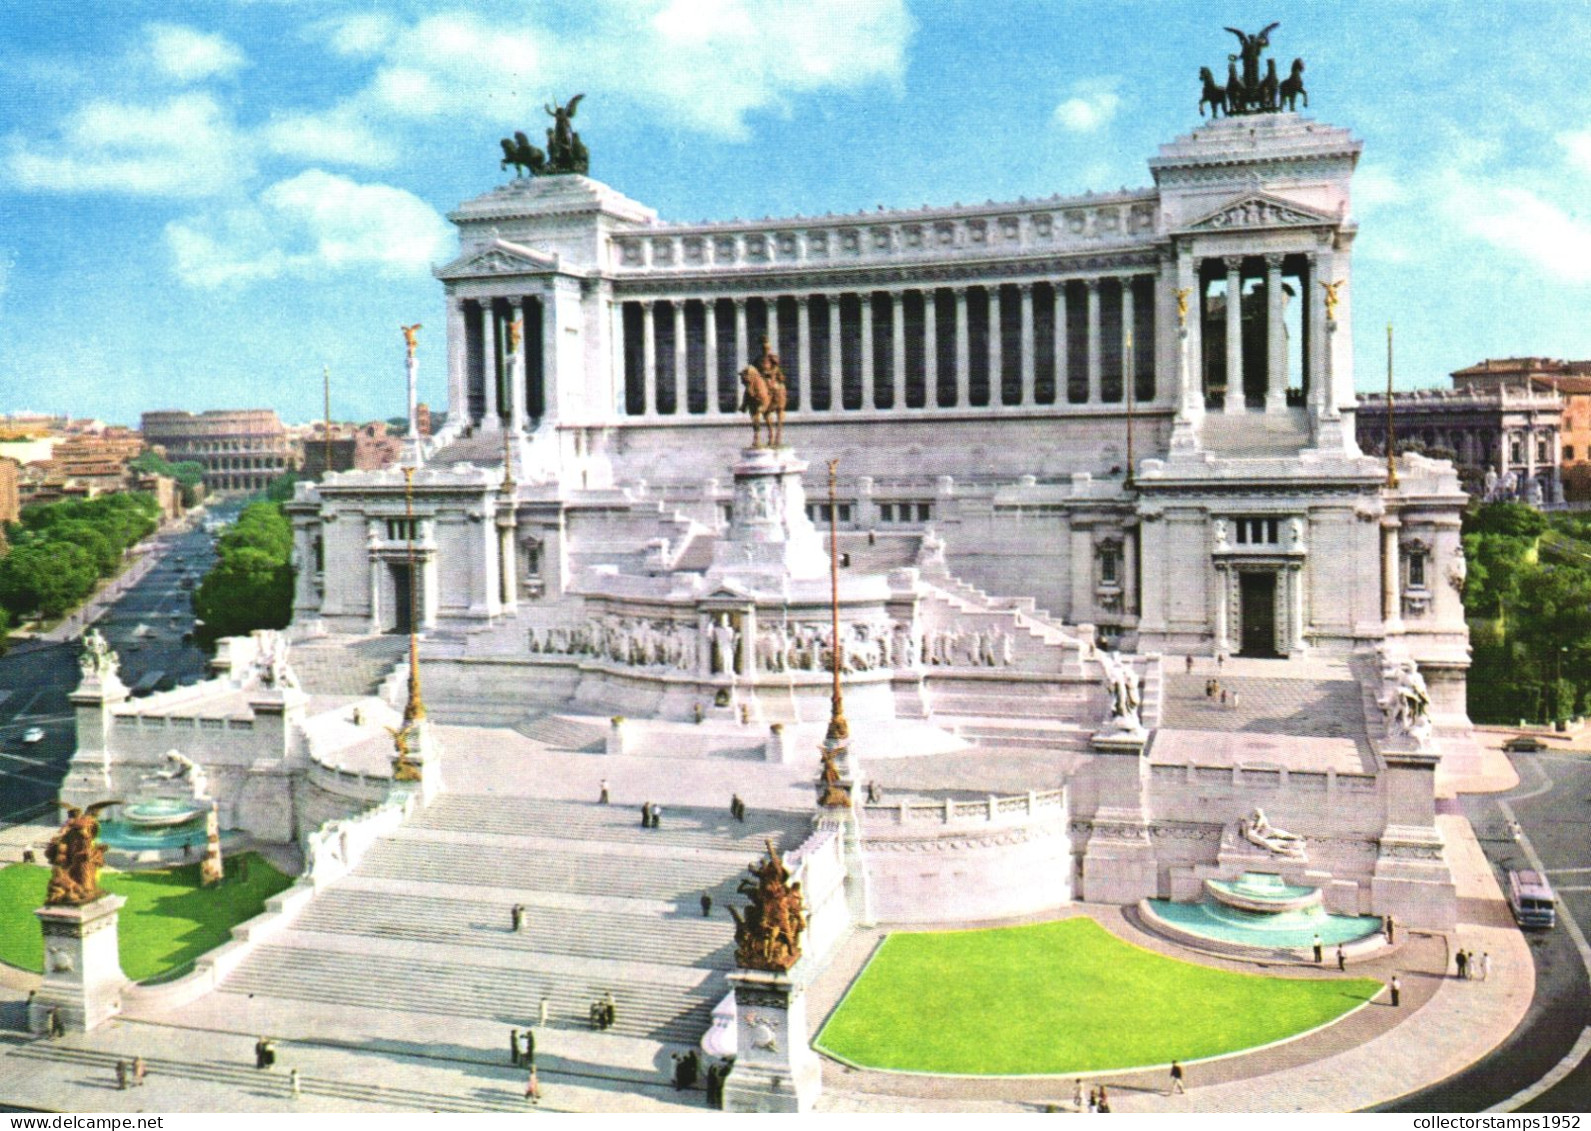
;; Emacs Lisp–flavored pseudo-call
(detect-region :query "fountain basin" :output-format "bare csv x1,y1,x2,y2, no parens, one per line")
1205,871,1323,915
120,798,205,828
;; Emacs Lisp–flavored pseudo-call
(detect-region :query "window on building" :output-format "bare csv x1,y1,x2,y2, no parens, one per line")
386,518,418,542
1232,517,1279,546
1538,437,1551,463
1566,446,1577,463
1407,548,1427,590
917,502,932,522
1511,438,1524,464
879,503,894,522
1099,545,1120,585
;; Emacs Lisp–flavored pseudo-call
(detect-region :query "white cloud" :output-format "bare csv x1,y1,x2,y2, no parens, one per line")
5,93,248,197
261,107,395,167
1443,179,1591,284
1560,129,1591,179
166,169,452,287
1053,79,1120,134
1352,165,1406,211
147,24,246,82
319,13,397,59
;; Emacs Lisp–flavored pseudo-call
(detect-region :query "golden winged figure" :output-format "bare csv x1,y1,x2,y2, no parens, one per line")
401,323,422,359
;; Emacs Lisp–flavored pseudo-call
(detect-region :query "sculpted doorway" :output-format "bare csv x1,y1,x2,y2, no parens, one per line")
1238,570,1279,658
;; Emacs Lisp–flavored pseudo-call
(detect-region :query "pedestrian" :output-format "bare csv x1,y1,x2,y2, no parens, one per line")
255,1036,269,1070
1217,653,1225,671
1170,1059,1185,1095
289,1068,301,1100
1185,654,1194,673
604,990,617,1030
651,803,663,829
48,1008,63,1040
1073,1078,1085,1110
1087,1088,1099,1114
1390,974,1402,1007
701,892,713,917
641,801,652,828
1336,944,1346,972
1231,690,1240,711
671,1053,687,1091
21,847,34,865
116,1059,128,1090
511,904,524,933
1312,934,1323,964
133,1056,146,1087
1481,952,1493,982
1384,914,1395,944
1097,1085,1112,1113
1220,688,1228,707
511,1027,522,1067
866,781,882,804
1205,678,1215,699
682,1049,700,1090
525,1065,542,1104
599,779,610,805
731,794,745,821
1455,949,1468,979
523,1027,536,1068
539,996,550,1028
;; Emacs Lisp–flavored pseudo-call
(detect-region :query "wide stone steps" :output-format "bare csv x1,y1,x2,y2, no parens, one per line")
291,637,408,697
929,691,1089,720
414,794,811,853
360,834,750,902
953,722,1093,751
222,943,718,1044
293,887,735,968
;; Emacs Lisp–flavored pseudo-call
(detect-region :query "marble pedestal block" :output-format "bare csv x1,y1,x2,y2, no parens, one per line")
29,895,128,1035
708,447,829,585
1371,824,1458,930
722,969,821,1113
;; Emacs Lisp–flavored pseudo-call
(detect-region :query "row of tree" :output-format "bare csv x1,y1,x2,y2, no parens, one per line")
0,494,162,630
191,502,294,647
1463,503,1591,724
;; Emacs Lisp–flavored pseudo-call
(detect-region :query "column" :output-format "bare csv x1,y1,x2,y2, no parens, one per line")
923,288,939,409
988,286,1003,407
1382,520,1402,628
1224,257,1243,414
734,298,749,378
1213,564,1229,655
1265,254,1287,413
1019,283,1035,406
1122,526,1137,616
446,296,467,425
609,292,627,417
1526,425,1538,482
507,297,528,433
828,295,842,413
954,287,970,408
673,299,688,416
796,296,811,415
1086,279,1102,404
890,291,906,410
481,301,500,424
1307,250,1334,422
1120,278,1135,404
860,291,875,408
498,520,518,610
1054,283,1069,403
1290,564,1305,653
639,300,656,417
705,298,721,414
766,298,780,362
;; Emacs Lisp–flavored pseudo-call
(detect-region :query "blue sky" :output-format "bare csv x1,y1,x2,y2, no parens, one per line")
3,1,1591,426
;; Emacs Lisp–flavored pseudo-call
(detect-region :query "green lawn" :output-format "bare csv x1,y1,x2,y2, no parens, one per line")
0,853,293,983
815,918,1380,1075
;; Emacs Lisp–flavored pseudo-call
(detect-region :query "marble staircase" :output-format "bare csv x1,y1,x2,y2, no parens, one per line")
218,794,812,1047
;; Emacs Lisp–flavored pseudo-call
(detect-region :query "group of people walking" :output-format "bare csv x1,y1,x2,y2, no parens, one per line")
640,801,663,829
589,991,618,1031
1454,948,1491,981
113,1057,147,1090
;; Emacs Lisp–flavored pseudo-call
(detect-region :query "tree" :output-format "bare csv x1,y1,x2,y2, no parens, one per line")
1464,502,1548,540
0,541,97,620
264,472,302,504
192,501,294,646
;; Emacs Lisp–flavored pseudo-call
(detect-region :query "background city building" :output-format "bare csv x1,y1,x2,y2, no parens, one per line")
140,409,293,495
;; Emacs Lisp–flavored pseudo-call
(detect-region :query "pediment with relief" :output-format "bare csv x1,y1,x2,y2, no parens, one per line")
435,238,559,280
1181,192,1336,234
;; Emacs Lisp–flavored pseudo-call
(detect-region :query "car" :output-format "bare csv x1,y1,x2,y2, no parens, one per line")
22,727,45,744
1504,734,1549,754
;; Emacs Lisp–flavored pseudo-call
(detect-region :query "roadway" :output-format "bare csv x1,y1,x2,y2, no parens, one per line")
1380,747,1591,1112
0,514,228,826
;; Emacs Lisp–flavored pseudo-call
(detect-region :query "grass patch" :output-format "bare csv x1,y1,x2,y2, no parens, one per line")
815,918,1380,1075
0,853,293,983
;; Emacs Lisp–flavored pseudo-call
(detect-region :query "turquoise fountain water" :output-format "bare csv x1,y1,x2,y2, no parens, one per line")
98,798,208,853
1147,871,1383,950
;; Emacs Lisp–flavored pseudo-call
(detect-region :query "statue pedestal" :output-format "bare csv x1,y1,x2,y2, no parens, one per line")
29,895,128,1035
707,448,829,585
722,969,822,1113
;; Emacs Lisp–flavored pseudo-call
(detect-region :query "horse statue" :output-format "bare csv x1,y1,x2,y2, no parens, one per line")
1198,67,1226,118
1259,58,1279,111
739,365,786,449
499,131,546,178
1225,61,1246,116
1279,58,1307,111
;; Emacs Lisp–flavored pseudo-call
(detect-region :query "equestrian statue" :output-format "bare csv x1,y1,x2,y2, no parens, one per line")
499,93,589,178
739,336,787,449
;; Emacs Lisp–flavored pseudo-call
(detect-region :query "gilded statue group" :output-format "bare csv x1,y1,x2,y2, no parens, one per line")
731,840,807,973
740,337,787,448
500,94,590,177
1198,23,1307,118
44,801,119,906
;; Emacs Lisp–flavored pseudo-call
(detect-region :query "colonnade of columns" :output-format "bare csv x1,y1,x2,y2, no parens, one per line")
450,295,548,430
616,277,1154,418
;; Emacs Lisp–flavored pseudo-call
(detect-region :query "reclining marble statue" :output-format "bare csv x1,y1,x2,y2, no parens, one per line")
1240,807,1307,859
